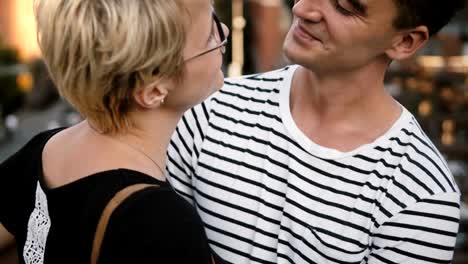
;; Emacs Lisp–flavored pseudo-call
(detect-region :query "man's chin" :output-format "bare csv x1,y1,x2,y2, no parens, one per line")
283,53,321,73
284,48,308,67
283,45,298,64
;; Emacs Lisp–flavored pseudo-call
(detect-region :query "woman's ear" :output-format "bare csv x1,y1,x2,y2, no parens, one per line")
133,78,172,109
385,25,429,61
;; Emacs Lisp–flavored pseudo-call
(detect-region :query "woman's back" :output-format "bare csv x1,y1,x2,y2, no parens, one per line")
41,123,166,189
1,128,213,263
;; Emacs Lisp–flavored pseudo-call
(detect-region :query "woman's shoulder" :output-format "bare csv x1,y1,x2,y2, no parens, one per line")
0,127,65,170
111,185,202,226
0,128,65,237
98,186,212,263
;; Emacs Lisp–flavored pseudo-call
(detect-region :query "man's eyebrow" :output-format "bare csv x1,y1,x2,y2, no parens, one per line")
348,0,368,16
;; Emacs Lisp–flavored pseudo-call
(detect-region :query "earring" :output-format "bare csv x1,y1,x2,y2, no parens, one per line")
161,98,165,104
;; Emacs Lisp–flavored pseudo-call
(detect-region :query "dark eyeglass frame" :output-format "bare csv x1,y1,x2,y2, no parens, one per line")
184,12,228,62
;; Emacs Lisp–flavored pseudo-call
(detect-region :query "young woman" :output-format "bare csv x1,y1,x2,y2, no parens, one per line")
0,0,228,263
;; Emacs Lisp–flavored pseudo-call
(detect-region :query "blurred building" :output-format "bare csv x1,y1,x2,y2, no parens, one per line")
217,0,291,76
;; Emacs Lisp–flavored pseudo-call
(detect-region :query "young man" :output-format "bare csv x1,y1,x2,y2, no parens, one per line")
167,0,465,263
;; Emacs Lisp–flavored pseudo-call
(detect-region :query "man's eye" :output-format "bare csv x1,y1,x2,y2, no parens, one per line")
333,0,355,16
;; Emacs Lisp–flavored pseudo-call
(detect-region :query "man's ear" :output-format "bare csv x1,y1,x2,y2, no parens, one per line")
133,78,172,109
385,25,429,60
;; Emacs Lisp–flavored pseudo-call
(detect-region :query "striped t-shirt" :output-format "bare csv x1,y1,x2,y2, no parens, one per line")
167,65,460,263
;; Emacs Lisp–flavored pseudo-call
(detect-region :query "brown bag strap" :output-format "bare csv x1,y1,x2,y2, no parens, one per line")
91,183,158,264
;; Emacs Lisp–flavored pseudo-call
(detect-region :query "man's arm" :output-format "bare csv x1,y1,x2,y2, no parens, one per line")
166,101,212,204
0,223,17,264
368,192,460,263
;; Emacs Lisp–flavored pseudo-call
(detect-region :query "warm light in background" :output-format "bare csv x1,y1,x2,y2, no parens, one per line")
13,0,40,60
5,0,40,61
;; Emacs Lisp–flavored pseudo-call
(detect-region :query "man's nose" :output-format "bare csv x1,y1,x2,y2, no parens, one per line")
293,0,324,23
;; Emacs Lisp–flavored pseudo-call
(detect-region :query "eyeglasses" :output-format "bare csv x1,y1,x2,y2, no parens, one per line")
184,12,228,62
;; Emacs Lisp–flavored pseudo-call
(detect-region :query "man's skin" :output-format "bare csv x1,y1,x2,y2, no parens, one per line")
284,0,428,151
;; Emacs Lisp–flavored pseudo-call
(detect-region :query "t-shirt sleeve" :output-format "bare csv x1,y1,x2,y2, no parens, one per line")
0,133,44,236
0,153,18,234
367,192,460,263
166,100,212,204
97,188,213,264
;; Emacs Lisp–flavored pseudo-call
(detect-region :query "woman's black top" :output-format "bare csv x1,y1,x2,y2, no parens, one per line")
0,128,216,263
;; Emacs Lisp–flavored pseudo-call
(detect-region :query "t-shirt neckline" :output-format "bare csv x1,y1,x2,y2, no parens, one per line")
278,65,412,160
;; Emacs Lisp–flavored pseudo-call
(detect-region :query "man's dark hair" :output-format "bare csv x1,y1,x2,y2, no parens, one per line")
393,0,466,36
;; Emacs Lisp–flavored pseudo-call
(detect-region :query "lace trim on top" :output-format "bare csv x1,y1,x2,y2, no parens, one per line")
23,183,51,264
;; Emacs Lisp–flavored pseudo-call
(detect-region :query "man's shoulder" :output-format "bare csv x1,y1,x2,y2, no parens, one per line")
388,115,459,195
394,114,447,168
222,65,295,94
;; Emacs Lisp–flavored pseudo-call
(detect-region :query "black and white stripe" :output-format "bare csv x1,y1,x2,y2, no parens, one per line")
167,66,460,263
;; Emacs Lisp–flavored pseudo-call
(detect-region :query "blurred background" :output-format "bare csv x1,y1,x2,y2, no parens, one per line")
1,0,468,261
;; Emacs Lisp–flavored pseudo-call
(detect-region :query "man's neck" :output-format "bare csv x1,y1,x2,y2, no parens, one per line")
290,65,401,152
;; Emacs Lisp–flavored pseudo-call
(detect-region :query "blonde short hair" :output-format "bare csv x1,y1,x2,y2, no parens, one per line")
34,0,187,133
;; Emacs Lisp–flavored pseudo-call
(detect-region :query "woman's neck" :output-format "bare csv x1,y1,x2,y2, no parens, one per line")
103,109,182,174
